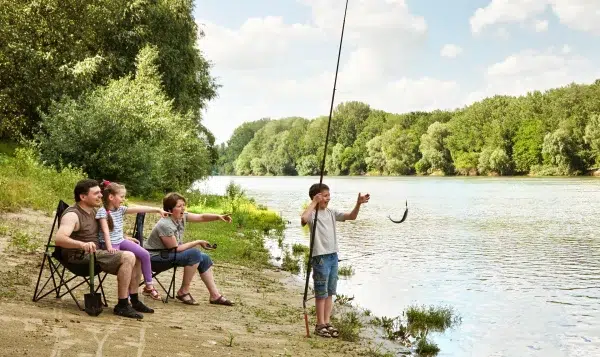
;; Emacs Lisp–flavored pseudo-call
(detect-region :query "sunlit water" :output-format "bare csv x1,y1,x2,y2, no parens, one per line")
193,176,600,357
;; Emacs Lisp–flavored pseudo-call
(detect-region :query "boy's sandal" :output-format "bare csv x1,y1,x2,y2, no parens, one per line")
209,295,234,306
176,292,199,305
326,323,340,338
314,324,332,338
142,286,161,301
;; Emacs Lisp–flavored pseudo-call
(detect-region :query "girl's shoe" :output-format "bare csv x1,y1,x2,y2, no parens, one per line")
142,286,161,300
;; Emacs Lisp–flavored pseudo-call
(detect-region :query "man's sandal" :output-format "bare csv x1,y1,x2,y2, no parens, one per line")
176,292,199,305
326,323,340,338
142,286,162,301
314,324,332,338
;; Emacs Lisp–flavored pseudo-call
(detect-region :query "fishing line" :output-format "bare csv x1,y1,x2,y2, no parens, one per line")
302,0,349,338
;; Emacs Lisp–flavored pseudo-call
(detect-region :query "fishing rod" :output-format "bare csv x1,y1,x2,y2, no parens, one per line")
302,0,349,338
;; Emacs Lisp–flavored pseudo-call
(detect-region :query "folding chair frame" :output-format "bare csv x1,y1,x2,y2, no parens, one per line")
32,200,109,311
132,213,178,303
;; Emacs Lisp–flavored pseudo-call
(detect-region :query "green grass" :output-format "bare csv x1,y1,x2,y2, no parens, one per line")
338,265,354,277
0,146,85,214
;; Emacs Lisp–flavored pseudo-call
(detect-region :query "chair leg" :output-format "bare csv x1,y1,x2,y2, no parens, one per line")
97,273,108,307
56,266,67,299
32,252,49,302
165,267,177,304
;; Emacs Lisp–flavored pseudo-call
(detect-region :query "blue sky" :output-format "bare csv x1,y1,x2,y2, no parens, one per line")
193,0,600,144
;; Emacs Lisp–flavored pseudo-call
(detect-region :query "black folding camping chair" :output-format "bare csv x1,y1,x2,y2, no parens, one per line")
32,200,108,311
132,213,178,303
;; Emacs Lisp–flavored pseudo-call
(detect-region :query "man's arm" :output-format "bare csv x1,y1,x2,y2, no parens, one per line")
55,212,96,252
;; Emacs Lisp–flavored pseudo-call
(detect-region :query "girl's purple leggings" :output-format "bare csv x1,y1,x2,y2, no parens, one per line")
113,240,153,285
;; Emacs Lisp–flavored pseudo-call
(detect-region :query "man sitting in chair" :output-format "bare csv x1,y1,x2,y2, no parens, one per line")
55,179,153,319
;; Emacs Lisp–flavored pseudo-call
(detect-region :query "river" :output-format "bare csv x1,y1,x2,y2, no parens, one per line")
193,175,600,357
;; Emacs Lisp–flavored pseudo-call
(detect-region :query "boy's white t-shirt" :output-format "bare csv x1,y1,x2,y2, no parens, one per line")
306,207,346,257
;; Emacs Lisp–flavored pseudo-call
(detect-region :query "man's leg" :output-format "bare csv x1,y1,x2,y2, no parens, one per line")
114,251,143,318
96,251,143,319
129,257,154,313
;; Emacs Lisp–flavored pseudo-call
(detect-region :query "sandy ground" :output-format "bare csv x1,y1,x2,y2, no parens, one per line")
0,208,407,357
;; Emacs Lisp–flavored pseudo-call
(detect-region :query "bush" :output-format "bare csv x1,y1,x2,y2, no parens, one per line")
35,45,212,197
0,148,85,213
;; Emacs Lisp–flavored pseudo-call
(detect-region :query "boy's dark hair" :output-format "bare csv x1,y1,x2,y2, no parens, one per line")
309,183,329,199
163,192,187,212
74,179,100,202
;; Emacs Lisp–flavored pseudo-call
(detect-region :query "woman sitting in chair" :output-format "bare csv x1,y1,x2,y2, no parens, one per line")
144,192,234,306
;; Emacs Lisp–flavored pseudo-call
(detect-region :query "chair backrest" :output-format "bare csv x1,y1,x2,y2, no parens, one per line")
133,213,146,246
57,200,69,226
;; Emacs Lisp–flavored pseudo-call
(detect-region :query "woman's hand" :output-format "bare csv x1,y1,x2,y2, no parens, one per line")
197,240,215,250
219,214,232,223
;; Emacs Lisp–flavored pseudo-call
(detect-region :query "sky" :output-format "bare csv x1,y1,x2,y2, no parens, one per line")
193,0,600,144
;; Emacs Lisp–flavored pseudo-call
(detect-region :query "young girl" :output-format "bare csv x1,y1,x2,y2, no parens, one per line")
97,180,169,300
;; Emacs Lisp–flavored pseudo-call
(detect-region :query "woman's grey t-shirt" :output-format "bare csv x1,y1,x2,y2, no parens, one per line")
144,213,187,256
306,208,346,257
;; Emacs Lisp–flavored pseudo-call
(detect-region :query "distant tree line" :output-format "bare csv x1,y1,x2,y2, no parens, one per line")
216,80,600,177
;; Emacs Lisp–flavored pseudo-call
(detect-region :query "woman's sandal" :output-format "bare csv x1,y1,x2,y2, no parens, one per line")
314,324,332,338
325,323,340,338
176,292,199,305
142,286,162,301
209,295,234,306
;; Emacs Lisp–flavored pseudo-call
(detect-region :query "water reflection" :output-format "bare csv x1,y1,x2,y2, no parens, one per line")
194,176,600,357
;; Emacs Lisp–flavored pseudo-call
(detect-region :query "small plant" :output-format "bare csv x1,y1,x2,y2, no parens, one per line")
281,249,300,274
291,243,309,255
338,265,354,277
224,331,235,347
9,231,41,254
376,305,461,356
416,338,440,356
331,311,362,342
225,181,246,213
335,294,355,306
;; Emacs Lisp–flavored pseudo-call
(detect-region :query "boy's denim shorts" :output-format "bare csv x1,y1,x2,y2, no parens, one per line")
311,252,338,299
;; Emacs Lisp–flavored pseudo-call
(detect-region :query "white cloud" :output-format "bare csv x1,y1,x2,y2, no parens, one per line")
534,19,549,32
466,47,600,104
470,0,600,35
198,0,439,143
440,44,463,58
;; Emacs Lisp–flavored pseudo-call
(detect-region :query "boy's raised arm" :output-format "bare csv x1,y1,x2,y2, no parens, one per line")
343,192,370,220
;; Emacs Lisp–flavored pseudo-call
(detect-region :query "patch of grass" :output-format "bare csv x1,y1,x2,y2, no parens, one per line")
338,265,354,277
292,243,309,255
0,224,8,236
281,249,300,274
0,141,18,156
373,305,461,356
416,338,440,356
332,310,362,342
9,231,41,254
360,342,396,357
130,186,287,269
0,147,85,214
406,304,461,334
224,331,235,347
335,294,355,306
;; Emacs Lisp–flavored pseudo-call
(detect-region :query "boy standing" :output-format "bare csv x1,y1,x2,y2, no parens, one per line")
301,183,370,338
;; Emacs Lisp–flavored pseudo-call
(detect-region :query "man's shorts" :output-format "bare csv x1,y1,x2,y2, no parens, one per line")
311,252,338,299
63,249,123,275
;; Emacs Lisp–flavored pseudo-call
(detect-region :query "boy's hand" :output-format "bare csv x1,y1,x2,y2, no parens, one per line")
312,193,324,204
357,192,370,204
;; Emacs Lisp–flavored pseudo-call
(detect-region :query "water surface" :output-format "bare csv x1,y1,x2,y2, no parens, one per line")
194,176,600,357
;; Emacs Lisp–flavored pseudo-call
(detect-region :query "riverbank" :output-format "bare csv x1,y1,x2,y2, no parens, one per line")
0,205,409,356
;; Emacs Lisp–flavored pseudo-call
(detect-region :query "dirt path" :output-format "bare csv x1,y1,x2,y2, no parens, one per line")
0,209,403,357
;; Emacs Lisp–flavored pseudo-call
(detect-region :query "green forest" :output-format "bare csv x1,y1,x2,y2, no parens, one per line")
216,80,600,177
0,0,218,196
